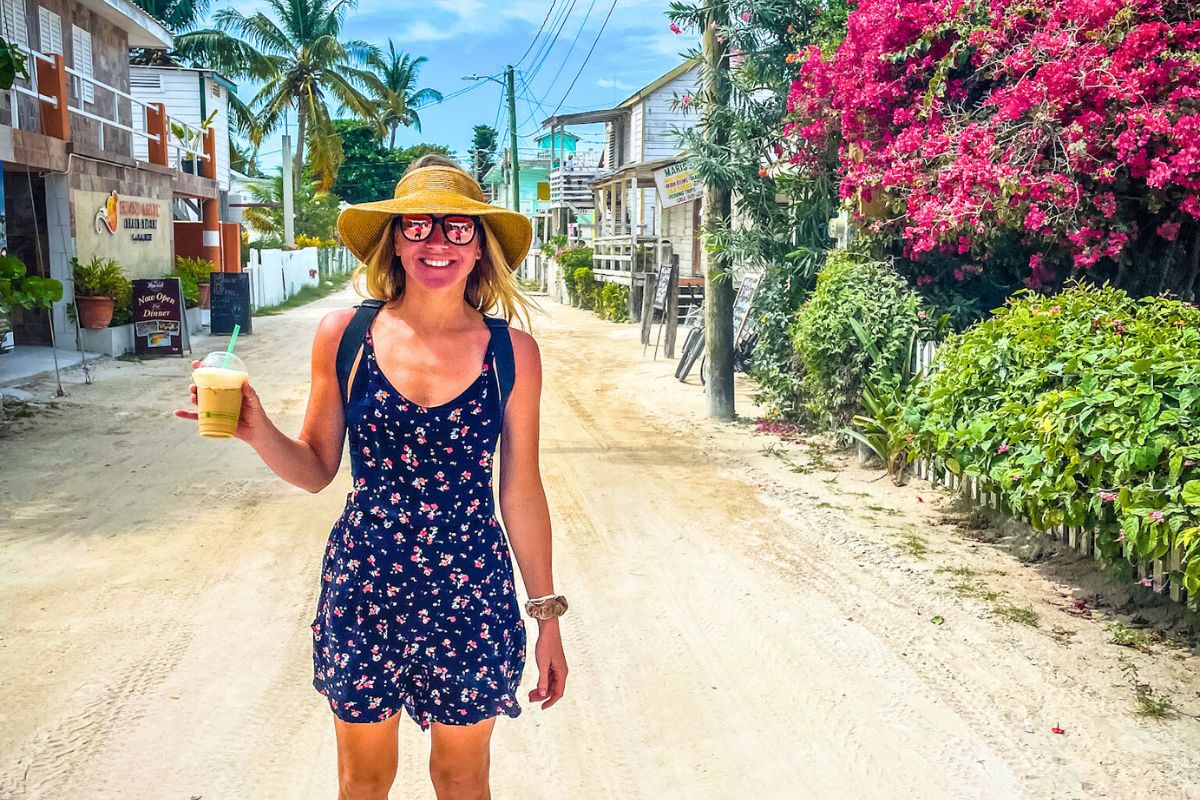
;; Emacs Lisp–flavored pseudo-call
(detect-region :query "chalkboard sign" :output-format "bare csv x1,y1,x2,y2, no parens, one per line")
132,277,186,356
210,271,252,336
732,273,761,343
652,262,673,311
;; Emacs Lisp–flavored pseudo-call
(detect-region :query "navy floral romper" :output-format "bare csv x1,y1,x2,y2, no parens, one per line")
311,319,526,729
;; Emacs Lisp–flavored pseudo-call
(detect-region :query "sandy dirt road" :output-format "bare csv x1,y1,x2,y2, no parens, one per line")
1,289,1197,800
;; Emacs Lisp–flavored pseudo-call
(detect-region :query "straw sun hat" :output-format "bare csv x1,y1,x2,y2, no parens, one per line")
336,166,532,269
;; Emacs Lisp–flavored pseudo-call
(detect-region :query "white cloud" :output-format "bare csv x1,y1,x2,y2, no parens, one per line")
595,78,635,91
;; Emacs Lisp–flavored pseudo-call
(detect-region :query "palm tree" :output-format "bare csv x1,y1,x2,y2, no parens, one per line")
179,0,388,190
367,42,442,150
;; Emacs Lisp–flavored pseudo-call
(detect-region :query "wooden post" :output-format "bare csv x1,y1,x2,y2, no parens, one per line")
37,53,70,141
200,127,218,180
640,272,657,349
145,102,168,166
664,253,680,359
202,197,222,271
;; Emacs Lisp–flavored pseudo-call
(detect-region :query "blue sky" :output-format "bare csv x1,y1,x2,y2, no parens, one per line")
224,0,700,171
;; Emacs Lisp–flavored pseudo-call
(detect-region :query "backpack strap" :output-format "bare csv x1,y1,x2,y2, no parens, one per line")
336,298,385,406
484,315,516,417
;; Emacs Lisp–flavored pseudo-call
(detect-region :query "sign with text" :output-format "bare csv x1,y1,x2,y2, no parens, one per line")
653,162,704,209
732,273,762,343
73,190,170,280
652,261,673,311
210,271,252,336
132,277,185,356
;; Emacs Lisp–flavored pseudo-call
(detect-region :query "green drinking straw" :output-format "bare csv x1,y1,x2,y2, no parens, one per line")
223,324,240,368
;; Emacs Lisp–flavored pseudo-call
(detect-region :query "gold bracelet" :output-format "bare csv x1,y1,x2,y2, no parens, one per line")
524,595,568,619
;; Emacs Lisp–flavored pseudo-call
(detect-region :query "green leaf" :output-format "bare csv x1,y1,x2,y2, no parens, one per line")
1181,481,1200,508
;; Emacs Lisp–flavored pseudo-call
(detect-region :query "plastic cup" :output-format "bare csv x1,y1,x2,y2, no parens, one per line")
193,352,248,438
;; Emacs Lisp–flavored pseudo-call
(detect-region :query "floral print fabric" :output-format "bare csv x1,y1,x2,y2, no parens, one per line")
311,325,525,729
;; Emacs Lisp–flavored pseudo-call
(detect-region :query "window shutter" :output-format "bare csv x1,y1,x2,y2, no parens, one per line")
2,0,29,49
71,24,93,103
38,7,60,55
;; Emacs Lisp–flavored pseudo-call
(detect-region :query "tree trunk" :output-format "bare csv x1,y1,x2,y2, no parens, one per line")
703,1,735,422
389,122,397,151
294,104,308,190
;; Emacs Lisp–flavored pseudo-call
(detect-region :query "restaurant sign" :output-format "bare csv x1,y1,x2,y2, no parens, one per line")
74,190,170,280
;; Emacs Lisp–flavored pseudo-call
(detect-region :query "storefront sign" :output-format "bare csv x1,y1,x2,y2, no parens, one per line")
132,277,186,356
74,190,171,281
210,271,252,336
653,162,704,209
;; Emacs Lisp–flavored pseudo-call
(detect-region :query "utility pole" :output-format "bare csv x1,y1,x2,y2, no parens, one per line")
281,133,295,247
506,65,520,213
702,2,735,420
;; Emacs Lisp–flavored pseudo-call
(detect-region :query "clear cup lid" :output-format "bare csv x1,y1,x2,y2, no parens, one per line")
198,352,246,372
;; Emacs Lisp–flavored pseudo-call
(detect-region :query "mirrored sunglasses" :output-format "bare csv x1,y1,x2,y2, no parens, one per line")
398,214,479,245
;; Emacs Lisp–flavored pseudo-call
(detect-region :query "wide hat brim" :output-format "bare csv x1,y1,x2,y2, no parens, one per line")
337,170,532,269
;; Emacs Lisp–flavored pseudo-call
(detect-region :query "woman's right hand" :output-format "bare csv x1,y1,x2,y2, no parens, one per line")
174,360,272,445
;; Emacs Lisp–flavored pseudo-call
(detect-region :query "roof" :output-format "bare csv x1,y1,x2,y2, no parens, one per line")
131,64,239,93
79,0,173,48
539,58,701,131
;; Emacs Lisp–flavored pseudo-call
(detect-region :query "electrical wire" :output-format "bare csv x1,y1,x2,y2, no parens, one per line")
523,0,599,125
547,0,618,118
513,0,559,68
522,0,577,85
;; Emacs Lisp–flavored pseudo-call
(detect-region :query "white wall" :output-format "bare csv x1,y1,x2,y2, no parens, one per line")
247,248,320,309
642,66,699,161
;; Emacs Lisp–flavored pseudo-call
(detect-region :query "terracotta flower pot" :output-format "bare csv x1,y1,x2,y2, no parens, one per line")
198,282,211,309
76,295,115,330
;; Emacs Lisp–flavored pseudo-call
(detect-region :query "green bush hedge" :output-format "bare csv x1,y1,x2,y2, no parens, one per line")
596,282,629,322
556,246,593,306
904,281,1200,599
790,250,923,429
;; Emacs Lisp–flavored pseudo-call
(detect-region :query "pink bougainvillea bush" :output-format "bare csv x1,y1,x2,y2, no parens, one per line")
784,0,1200,297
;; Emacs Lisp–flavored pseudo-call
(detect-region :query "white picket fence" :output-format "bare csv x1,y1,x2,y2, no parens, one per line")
868,339,1190,605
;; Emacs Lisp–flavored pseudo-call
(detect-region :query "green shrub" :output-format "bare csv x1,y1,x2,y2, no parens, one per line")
171,257,214,308
71,256,131,326
596,282,630,322
540,234,567,257
789,250,923,429
572,266,598,310
905,281,1200,600
556,246,593,306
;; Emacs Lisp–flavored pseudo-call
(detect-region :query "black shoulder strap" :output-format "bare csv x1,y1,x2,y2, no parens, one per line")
484,315,516,416
336,299,385,406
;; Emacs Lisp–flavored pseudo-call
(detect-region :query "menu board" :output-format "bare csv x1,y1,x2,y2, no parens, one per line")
652,262,673,311
210,271,252,336
132,277,185,356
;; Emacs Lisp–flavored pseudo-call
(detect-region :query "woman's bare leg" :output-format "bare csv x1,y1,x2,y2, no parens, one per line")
332,713,401,800
428,717,497,800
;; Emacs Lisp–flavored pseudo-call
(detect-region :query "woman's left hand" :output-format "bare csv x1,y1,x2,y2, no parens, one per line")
529,619,567,710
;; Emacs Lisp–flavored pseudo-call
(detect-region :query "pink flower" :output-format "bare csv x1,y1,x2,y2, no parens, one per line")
741,11,750,22
1097,490,1117,502
669,21,681,34
1147,510,1164,523
997,443,1009,454
1157,221,1181,241
1138,577,1154,587
917,310,927,319
1011,474,1021,482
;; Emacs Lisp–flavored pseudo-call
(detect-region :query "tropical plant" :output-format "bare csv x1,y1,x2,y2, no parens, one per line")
327,121,452,204
241,170,340,245
784,0,1200,300
572,267,598,310
180,0,389,190
789,250,926,429
842,317,921,483
366,41,442,150
0,36,30,90
0,256,63,315
71,256,128,298
904,281,1200,601
596,283,630,322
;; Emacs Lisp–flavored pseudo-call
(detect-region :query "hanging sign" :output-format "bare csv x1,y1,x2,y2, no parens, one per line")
653,162,704,209
132,277,186,356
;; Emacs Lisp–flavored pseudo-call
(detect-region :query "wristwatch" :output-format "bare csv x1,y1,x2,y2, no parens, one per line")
524,595,569,620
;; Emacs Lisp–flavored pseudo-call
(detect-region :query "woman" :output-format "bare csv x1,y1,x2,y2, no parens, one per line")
177,154,567,799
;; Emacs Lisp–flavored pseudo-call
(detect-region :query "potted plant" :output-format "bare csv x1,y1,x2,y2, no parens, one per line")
71,256,127,329
173,256,215,308
0,255,64,350
171,110,218,174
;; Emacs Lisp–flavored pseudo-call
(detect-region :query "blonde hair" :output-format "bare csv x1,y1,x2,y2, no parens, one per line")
352,154,537,329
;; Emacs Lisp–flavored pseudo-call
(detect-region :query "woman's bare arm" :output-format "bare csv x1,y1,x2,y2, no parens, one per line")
497,328,567,709
241,308,355,493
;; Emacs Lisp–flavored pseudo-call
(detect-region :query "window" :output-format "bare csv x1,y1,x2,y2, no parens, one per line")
71,24,93,104
1,0,28,49
38,7,60,55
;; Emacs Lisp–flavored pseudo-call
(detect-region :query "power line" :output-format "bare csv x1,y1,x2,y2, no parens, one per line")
523,0,578,85
513,0,559,68
548,0,618,118
527,0,600,121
